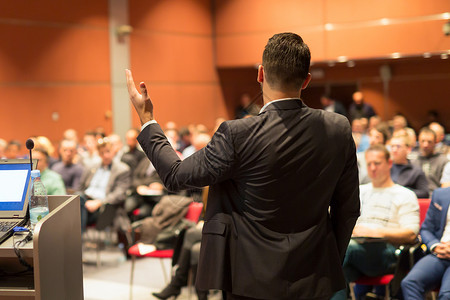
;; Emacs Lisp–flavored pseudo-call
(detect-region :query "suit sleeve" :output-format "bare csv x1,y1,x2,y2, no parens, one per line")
138,122,235,192
420,189,445,248
329,124,360,262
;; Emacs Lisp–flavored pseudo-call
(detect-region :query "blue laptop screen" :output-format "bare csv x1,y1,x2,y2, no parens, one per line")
0,163,31,211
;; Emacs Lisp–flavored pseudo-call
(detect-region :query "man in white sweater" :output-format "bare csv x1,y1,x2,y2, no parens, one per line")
332,144,420,300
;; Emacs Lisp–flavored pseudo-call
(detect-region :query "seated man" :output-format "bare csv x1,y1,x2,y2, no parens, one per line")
78,138,131,230
124,157,165,221
401,187,450,299
51,139,85,194
390,135,429,198
411,127,448,195
331,144,420,300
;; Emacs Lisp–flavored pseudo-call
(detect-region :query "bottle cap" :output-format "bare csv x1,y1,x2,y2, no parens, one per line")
31,170,41,179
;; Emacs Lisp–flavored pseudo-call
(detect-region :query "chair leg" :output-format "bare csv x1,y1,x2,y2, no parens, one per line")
385,284,390,300
159,258,169,283
129,255,136,300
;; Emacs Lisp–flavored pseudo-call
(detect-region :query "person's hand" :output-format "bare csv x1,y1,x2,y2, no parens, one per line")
125,69,154,125
433,242,450,259
85,199,102,213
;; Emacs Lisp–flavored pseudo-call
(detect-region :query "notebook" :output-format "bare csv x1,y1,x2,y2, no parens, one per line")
0,159,35,245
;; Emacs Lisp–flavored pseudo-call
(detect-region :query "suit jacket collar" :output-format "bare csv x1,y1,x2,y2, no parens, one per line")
259,98,306,114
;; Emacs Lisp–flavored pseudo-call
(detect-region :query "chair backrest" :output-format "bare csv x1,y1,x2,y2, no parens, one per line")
184,202,203,223
418,198,431,226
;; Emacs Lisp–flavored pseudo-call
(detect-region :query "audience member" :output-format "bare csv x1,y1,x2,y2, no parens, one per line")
124,158,165,221
390,135,429,198
331,144,419,300
411,127,448,194
352,118,370,153
78,138,131,231
152,224,207,300
0,138,7,158
357,123,390,184
235,93,261,119
368,115,381,132
349,91,376,121
178,126,192,152
33,148,67,195
108,133,125,162
429,122,448,155
5,140,22,159
51,139,85,194
401,187,450,299
121,128,146,172
34,136,58,168
79,131,101,169
182,132,211,159
321,95,347,117
63,128,79,144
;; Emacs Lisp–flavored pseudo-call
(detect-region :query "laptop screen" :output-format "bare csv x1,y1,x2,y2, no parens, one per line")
0,161,31,212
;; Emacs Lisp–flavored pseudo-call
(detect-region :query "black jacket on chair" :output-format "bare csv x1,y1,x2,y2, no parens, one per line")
138,99,360,300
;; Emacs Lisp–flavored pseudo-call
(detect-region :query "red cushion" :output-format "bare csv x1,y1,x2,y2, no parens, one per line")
128,244,174,258
354,274,394,285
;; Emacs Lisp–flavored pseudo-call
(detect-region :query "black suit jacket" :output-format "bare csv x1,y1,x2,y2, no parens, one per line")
138,99,360,299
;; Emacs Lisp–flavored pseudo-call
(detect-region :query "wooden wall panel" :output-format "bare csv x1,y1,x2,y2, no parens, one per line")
129,0,227,130
0,0,110,146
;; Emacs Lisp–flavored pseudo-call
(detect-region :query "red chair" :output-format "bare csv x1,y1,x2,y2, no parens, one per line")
128,201,203,300
350,274,394,300
350,198,432,300
418,198,431,226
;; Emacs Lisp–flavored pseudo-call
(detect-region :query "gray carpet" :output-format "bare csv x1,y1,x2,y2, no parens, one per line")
82,245,222,300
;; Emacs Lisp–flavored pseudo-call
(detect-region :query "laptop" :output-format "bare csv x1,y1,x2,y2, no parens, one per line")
0,159,35,245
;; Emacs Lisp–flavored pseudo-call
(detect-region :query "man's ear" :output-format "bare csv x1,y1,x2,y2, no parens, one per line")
301,73,312,90
257,65,264,83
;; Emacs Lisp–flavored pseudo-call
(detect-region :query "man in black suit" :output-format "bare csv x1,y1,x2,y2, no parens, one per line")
126,32,360,300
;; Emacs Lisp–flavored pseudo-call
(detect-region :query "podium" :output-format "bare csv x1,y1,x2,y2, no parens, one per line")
0,195,84,300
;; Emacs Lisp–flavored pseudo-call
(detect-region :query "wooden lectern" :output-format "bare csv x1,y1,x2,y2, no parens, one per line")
0,195,84,300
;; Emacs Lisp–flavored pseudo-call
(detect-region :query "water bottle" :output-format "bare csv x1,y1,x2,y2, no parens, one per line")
29,170,49,230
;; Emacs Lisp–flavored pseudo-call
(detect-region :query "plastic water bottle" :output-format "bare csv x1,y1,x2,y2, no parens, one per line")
29,170,49,230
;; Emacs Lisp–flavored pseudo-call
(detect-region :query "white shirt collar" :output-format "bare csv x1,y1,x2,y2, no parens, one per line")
259,98,300,114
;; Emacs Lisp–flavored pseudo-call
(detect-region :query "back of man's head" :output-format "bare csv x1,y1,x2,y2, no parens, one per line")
262,32,310,92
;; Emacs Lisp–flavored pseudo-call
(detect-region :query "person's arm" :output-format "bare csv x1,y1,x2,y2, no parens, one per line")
329,122,360,261
103,165,131,205
352,225,417,245
411,170,430,198
420,189,446,249
126,69,235,191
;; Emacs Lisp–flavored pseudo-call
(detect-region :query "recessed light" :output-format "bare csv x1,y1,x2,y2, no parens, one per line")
380,18,390,25
324,23,334,31
337,56,348,62
391,52,401,59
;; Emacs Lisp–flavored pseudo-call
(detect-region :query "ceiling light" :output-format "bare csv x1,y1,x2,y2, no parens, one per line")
324,23,334,31
423,52,432,58
380,18,390,25
391,52,401,59
337,56,348,62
